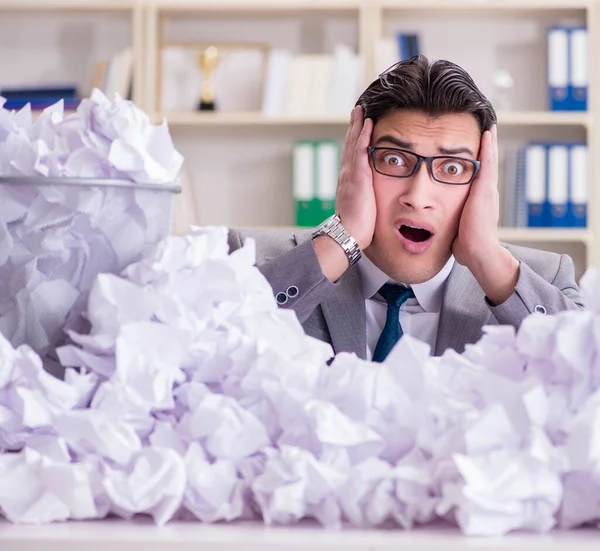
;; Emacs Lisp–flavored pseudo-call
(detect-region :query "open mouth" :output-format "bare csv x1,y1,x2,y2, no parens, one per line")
399,224,433,243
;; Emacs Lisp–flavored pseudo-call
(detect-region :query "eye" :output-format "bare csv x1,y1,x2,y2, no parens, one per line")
441,160,465,175
381,152,407,167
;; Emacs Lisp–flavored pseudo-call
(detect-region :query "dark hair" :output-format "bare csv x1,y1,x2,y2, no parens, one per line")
356,55,496,133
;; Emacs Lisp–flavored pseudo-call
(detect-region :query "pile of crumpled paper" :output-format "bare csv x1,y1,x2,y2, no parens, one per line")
0,91,183,362
0,89,183,183
0,225,598,536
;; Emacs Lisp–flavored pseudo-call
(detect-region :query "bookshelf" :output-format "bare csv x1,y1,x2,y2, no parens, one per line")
1,0,598,279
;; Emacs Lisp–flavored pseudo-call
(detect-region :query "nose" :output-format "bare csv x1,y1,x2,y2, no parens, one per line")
398,161,436,211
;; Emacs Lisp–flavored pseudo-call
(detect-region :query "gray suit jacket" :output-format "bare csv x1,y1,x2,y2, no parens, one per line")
228,228,584,358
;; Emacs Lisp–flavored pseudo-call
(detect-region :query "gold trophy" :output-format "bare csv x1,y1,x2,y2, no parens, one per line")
197,45,220,111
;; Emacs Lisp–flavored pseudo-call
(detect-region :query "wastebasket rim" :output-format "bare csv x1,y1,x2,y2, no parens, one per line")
0,176,182,193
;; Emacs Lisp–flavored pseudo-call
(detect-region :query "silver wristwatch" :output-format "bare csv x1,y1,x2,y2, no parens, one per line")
312,214,362,266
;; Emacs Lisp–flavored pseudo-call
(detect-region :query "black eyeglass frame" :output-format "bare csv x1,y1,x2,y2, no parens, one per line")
368,146,481,186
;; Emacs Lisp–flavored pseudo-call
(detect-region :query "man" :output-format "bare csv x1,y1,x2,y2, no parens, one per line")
228,55,584,360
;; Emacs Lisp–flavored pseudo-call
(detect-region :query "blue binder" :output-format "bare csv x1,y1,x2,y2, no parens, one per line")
524,142,548,227
568,143,587,227
396,32,420,61
547,143,570,227
568,27,588,111
397,33,409,60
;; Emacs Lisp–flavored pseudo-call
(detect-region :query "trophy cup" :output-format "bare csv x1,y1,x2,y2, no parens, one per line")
197,45,220,111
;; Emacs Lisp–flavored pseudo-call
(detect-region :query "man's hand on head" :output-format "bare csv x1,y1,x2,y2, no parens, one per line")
313,105,377,283
452,124,520,306
335,105,377,251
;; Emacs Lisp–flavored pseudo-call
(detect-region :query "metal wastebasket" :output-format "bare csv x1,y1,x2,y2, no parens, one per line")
0,176,181,374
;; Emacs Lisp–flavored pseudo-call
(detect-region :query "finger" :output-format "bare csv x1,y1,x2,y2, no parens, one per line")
353,117,373,172
341,107,356,165
356,115,372,151
347,105,365,163
491,124,498,167
475,129,495,186
342,105,362,166
490,125,499,185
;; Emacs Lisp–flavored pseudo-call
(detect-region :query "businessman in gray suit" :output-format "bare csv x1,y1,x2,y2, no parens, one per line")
228,55,584,360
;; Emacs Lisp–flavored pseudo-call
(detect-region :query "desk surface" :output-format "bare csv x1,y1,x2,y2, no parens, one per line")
0,519,598,551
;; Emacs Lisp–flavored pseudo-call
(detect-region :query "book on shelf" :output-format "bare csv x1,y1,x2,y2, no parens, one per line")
262,44,363,118
0,47,133,112
375,32,421,75
159,42,361,118
292,140,340,228
93,47,134,100
503,141,587,229
0,83,80,110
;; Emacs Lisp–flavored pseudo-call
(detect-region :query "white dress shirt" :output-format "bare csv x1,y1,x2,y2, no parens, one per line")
357,254,455,359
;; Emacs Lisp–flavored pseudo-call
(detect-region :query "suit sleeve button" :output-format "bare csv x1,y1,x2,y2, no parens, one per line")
286,285,299,298
534,305,547,315
276,292,288,305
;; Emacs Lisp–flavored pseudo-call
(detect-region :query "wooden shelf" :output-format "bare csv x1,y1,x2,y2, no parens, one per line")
160,111,351,127
378,0,592,10
0,0,136,11
159,111,590,128
498,228,592,243
149,0,592,10
1,0,589,12
153,1,361,14
496,111,591,127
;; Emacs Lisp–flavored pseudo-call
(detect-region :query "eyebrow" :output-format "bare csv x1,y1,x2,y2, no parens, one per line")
375,134,475,158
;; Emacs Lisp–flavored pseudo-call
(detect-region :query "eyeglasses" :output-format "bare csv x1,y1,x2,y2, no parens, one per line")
368,147,480,185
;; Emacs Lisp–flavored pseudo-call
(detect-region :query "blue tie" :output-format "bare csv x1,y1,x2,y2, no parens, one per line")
372,283,415,363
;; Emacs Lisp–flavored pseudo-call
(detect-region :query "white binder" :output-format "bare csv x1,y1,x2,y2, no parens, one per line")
547,27,569,110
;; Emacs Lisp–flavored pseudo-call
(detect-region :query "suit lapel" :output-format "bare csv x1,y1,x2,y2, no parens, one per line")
294,232,367,359
435,261,493,356
320,266,367,359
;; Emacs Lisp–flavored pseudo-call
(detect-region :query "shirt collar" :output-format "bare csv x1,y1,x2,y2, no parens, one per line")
357,253,454,313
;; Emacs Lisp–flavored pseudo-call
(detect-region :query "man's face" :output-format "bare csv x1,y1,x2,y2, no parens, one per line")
365,109,482,284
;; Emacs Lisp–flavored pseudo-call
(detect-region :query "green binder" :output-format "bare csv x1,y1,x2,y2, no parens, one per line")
292,139,341,228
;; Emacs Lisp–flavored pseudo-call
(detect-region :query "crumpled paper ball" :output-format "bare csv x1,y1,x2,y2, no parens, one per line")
0,226,599,536
0,89,183,183
0,91,182,370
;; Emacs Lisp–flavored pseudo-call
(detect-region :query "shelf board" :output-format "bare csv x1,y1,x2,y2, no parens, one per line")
497,111,591,127
0,0,136,11
378,0,592,10
160,111,350,127
154,1,361,14
498,228,592,243
160,111,591,128
151,0,590,10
